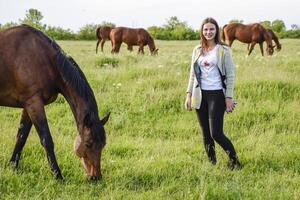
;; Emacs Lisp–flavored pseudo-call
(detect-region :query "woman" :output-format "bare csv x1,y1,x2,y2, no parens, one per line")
185,17,242,169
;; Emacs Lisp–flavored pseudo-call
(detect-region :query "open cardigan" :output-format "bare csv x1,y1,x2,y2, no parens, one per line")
186,44,235,109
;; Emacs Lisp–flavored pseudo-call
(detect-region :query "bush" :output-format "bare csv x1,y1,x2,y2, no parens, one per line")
95,56,119,67
45,26,76,40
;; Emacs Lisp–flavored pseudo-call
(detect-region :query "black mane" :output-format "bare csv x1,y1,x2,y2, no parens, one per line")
21,24,98,109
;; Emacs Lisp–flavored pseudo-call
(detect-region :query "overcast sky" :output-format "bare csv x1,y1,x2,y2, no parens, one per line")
0,0,298,31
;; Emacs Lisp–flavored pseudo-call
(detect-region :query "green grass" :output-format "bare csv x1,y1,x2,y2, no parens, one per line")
1,39,300,199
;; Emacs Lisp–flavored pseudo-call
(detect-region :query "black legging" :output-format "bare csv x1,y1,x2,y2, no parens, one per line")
196,90,237,164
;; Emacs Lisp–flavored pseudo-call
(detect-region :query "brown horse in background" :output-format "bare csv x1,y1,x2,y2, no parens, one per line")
110,27,158,55
0,25,110,180
96,26,112,53
222,23,275,56
247,28,281,51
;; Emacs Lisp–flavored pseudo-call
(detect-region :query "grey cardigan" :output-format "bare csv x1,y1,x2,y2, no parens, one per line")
186,44,235,109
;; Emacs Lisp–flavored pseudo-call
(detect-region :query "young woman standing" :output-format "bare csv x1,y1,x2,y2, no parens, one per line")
185,17,242,169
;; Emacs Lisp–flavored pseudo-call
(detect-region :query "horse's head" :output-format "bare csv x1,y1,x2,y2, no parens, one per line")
74,112,110,180
276,43,282,51
266,44,275,55
151,48,159,56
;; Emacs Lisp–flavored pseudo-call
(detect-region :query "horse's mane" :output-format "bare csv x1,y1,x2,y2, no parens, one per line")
21,24,98,113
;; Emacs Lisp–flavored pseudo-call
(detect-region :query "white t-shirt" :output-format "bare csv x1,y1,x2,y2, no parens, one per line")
196,45,223,90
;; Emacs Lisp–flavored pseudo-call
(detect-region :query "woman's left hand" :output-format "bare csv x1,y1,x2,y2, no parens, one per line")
225,98,235,113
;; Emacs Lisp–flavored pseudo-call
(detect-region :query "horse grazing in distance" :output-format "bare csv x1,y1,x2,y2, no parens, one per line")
110,27,158,55
247,28,282,52
222,23,275,56
96,26,113,53
0,25,110,180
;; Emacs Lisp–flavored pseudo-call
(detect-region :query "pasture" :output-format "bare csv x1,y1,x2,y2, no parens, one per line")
0,39,300,199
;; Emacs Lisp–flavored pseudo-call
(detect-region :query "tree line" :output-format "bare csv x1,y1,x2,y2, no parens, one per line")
1,9,299,40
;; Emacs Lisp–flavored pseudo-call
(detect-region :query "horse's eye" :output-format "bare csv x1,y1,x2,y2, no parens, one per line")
85,143,92,148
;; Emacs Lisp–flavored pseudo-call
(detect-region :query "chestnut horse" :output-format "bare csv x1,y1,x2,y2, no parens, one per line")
247,28,281,51
110,27,158,55
0,25,110,180
222,23,275,56
96,26,113,53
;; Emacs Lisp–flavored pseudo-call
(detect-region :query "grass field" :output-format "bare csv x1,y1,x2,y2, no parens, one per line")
0,39,300,199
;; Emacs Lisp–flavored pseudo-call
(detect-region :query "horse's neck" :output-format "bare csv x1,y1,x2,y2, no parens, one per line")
263,32,272,44
272,35,280,46
148,38,155,51
60,86,90,129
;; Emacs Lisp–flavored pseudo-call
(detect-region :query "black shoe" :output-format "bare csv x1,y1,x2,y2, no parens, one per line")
228,159,243,170
209,157,217,165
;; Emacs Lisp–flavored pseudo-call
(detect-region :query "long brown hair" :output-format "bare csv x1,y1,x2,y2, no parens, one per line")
200,17,226,51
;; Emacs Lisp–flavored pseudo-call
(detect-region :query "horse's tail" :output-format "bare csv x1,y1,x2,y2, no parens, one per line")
222,24,227,42
96,27,101,53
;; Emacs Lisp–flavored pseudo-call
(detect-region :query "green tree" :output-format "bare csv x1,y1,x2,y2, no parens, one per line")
164,16,187,30
0,22,18,30
229,19,244,24
77,24,100,40
271,19,286,33
45,26,76,40
260,21,272,29
20,8,45,30
100,21,116,28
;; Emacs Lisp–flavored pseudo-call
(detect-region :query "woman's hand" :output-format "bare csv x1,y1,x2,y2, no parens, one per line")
225,97,235,113
185,93,192,111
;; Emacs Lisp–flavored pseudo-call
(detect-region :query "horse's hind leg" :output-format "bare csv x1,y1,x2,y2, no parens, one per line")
248,42,256,56
96,40,100,54
9,109,32,168
25,97,63,179
228,39,234,47
100,39,105,52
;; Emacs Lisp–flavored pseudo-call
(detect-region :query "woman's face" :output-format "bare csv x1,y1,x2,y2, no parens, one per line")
202,23,217,41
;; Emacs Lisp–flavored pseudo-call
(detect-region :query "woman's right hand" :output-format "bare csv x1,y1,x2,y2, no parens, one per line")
185,93,192,111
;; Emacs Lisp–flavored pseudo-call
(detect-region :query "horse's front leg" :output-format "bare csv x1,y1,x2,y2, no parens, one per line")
9,109,32,168
138,45,144,54
248,42,256,56
259,42,264,56
25,97,63,179
127,45,133,52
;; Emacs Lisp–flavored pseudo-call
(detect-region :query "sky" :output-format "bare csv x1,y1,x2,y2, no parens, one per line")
0,0,298,31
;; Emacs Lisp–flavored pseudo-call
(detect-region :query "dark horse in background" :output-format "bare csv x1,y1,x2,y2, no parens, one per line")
247,28,282,52
110,27,158,55
0,25,110,180
96,26,113,53
222,23,275,56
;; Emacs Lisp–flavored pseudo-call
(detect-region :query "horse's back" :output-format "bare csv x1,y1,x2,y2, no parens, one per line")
224,23,265,43
0,25,59,107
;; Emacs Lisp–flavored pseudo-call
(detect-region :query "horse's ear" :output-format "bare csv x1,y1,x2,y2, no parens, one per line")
100,112,110,126
84,113,93,128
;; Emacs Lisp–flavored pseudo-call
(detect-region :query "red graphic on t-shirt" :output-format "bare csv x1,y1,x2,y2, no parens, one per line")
203,60,209,67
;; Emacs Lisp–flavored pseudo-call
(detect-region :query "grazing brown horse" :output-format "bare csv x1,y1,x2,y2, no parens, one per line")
110,27,158,55
247,28,282,51
96,26,113,53
0,25,110,180
222,23,275,56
